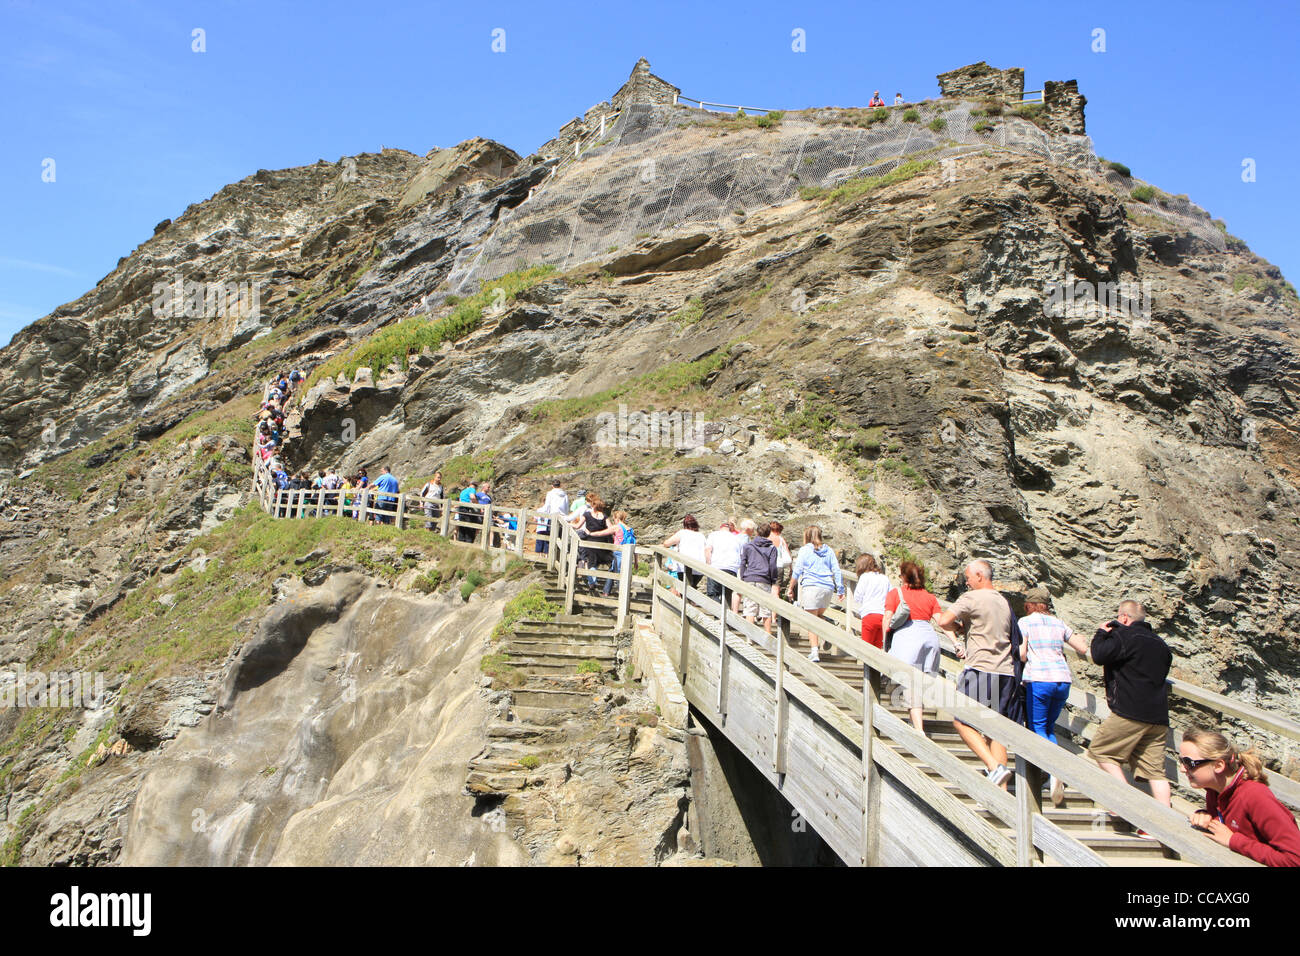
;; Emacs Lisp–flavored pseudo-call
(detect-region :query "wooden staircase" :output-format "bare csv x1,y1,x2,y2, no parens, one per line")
805,640,1188,865
465,588,624,796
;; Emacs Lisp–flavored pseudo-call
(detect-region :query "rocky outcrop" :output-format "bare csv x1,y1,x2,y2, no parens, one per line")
937,61,1025,100
1043,79,1087,135
2,59,1298,867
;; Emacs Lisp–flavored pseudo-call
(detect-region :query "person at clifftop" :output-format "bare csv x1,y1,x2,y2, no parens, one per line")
1087,599,1174,823
894,92,903,106
373,466,400,525
935,559,1020,789
868,90,886,107
1182,727,1300,866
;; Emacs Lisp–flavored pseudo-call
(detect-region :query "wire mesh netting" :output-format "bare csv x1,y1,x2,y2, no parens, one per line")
448,100,1220,294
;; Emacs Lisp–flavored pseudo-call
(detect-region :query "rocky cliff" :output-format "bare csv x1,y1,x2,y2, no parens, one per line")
1,60,1298,865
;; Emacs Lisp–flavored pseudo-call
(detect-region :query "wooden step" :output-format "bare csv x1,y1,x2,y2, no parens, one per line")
510,705,581,724
487,721,571,743
510,687,601,711
495,656,617,674
500,641,617,659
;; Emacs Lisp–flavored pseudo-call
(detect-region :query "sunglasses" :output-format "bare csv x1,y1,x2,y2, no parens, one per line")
1179,756,1213,772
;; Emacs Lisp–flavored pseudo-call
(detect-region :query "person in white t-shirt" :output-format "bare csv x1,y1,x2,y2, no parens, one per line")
663,514,708,592
705,519,746,612
852,553,890,649
534,479,569,555
420,471,443,531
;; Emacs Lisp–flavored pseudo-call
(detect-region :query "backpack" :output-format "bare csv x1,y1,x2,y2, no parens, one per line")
620,524,637,545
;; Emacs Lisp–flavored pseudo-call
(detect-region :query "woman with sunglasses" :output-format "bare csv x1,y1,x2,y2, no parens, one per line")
1181,727,1300,866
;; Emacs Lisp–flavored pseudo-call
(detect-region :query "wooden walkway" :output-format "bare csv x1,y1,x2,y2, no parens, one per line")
643,549,1300,867
249,415,1300,866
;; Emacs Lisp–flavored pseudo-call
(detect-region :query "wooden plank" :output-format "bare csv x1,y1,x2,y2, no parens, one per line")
617,542,633,631
1031,813,1107,867
871,742,1017,866
668,600,993,866
1170,677,1300,745
563,531,576,615
678,577,691,679
861,662,880,866
1015,754,1045,866
717,589,729,719
774,614,786,775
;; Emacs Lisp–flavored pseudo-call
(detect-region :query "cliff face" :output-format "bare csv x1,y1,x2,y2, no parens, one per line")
2,66,1298,865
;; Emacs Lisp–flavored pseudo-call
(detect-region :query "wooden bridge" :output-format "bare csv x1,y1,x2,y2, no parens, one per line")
250,450,1300,867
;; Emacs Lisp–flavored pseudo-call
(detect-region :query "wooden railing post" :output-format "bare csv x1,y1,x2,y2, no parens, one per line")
649,553,661,634
717,582,729,720
481,504,492,552
396,493,406,529
439,498,450,537
1015,755,1046,866
514,510,526,558
563,529,576,615
861,663,881,867
677,572,690,680
774,607,787,775
616,542,633,631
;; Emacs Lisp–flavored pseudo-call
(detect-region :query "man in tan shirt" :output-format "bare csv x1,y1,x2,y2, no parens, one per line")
936,560,1017,789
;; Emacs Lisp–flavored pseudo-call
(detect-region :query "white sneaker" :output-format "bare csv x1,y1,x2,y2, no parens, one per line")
986,764,1010,787
808,649,820,663
1049,774,1065,806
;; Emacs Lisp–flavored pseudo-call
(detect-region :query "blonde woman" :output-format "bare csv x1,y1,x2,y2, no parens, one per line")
1182,727,1300,866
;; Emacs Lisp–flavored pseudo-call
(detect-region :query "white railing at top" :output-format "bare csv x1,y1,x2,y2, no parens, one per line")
674,93,782,115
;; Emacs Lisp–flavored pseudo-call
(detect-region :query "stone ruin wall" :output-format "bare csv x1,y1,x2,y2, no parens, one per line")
535,57,680,163
937,60,1086,135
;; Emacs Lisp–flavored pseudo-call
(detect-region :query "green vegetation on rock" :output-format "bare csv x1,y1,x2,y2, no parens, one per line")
798,159,936,204
306,265,556,390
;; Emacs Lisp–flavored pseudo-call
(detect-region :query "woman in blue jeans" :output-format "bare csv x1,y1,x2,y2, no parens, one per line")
1018,587,1091,804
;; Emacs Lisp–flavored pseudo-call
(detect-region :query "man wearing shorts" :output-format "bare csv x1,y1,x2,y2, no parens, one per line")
1087,600,1173,811
936,560,1017,788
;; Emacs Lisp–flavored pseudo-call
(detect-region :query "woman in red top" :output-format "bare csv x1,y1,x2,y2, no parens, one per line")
882,561,943,734
1182,727,1300,866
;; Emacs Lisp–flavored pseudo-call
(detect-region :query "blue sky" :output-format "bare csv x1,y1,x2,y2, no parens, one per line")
2,0,1297,346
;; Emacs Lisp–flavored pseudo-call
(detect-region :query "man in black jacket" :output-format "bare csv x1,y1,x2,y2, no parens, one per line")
1087,600,1173,810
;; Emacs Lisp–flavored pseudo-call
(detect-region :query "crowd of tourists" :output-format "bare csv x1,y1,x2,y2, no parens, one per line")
659,519,1300,866
251,374,1298,866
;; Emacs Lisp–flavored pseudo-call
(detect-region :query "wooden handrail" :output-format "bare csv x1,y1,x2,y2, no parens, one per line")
648,544,1253,866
